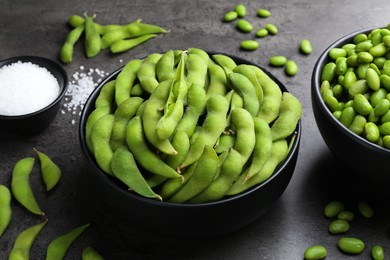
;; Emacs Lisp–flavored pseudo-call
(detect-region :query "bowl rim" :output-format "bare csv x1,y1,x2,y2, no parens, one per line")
79,50,302,207
312,25,390,155
0,55,68,119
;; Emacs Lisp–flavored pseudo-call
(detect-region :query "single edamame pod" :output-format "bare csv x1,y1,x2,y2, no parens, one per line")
159,163,196,200
303,245,327,260
186,53,208,89
212,54,237,74
156,99,184,140
110,34,157,54
233,64,264,106
11,157,44,215
46,223,90,260
8,220,47,260
95,80,116,109
163,130,190,170
338,237,365,255
207,62,228,96
115,59,143,106
84,14,101,58
137,53,162,94
82,246,105,260
59,23,85,64
34,148,62,191
231,108,256,164
0,185,11,238
156,50,176,82
85,106,111,153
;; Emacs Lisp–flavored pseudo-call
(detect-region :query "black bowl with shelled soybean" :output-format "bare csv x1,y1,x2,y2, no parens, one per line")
79,49,301,238
312,26,390,191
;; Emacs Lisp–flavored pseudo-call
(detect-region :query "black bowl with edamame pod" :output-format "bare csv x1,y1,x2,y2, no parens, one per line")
312,26,390,190
79,51,301,238
0,56,68,134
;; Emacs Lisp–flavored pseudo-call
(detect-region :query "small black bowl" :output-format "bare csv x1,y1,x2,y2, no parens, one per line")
0,56,68,134
79,52,301,238
312,26,390,190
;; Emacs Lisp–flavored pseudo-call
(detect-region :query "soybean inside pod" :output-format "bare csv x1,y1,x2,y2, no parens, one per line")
81,48,302,203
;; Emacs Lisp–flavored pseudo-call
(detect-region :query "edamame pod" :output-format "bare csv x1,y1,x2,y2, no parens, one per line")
137,53,162,94
231,108,256,164
110,34,157,53
233,64,264,106
126,116,182,179
270,92,302,141
188,48,210,65
0,184,11,238
60,23,85,64
207,62,228,96
115,59,143,106
159,163,196,200
214,134,235,154
212,54,237,74
85,106,111,153
84,14,101,58
9,220,47,260
186,53,208,89
111,146,162,200
156,99,184,140
11,157,44,215
82,246,105,260
163,130,190,170
34,148,62,191
46,223,90,260
95,80,116,109
156,50,176,82
169,145,219,203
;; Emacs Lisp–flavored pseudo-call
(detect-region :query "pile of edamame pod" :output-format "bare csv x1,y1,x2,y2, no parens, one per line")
320,24,390,149
85,48,302,203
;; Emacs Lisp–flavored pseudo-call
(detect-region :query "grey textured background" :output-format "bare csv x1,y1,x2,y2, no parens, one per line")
0,0,389,259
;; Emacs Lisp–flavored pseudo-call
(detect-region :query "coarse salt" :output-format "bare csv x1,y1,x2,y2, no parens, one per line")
0,61,60,116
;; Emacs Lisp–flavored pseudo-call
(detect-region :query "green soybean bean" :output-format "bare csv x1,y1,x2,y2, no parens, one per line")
82,246,105,260
126,116,182,179
236,19,253,33
348,79,369,97
110,97,144,151
85,106,111,153
380,74,390,91
329,219,350,234
269,55,287,67
110,34,157,54
186,53,208,89
371,245,384,260
320,80,331,95
355,40,373,52
343,70,357,89
188,148,243,203
329,48,347,60
335,57,348,75
223,11,238,22
207,62,228,96
321,62,337,82
257,8,271,18
337,211,355,222
233,64,264,105
250,65,283,123
214,134,235,154
84,14,101,58
339,107,356,127
338,237,365,255
332,84,344,100
156,50,176,82
115,59,143,106
346,54,359,68
46,223,90,260
235,3,247,17
370,88,387,106
356,63,370,79
244,117,272,181
382,110,390,123
349,115,367,135
228,72,260,116
265,23,278,35
380,121,390,135
11,157,43,215
368,110,380,123
354,33,368,44
357,201,374,218
300,39,313,55
271,92,302,141
255,28,268,38
374,57,386,68
91,114,115,175
353,94,373,116
285,60,299,76
226,139,288,195
240,40,259,51
137,53,162,94
304,245,327,260
111,146,162,200
34,148,62,191
169,145,219,203
60,23,85,64
323,89,339,112
9,220,47,260
357,51,374,63
0,185,11,238
165,51,188,110
324,200,345,218
383,35,390,47
212,54,237,73
382,60,390,76
374,98,390,116
365,122,380,142
181,95,229,167
231,108,256,164
95,80,116,109
370,43,387,57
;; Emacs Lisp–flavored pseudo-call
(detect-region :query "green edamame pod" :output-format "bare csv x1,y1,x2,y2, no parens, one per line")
250,65,283,123
95,80,116,109
91,114,115,175
271,92,302,141
82,246,105,260
214,134,235,154
34,148,62,191
85,106,111,153
244,117,272,181
159,163,196,200
115,59,143,106
156,99,184,140
0,184,11,238
212,54,237,74
110,34,157,54
228,72,260,116
11,157,44,215
181,95,229,167
110,97,144,151
126,116,182,179
156,50,176,82
46,223,90,260
9,220,47,260
188,48,210,64
226,139,288,195
233,64,264,106
111,146,162,200
137,53,162,94
186,53,208,89
231,108,256,164
163,130,190,170
188,148,243,203
84,14,101,58
207,62,228,96
60,23,85,64
169,145,219,203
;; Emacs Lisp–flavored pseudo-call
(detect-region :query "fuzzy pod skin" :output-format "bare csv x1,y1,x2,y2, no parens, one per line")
0,185,12,238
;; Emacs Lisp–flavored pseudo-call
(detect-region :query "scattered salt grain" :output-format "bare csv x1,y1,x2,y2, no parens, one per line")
0,61,60,116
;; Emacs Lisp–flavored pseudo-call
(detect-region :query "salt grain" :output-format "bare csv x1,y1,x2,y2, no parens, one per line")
0,61,60,116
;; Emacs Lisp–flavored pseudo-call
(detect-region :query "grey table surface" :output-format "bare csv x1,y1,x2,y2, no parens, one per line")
1,0,390,259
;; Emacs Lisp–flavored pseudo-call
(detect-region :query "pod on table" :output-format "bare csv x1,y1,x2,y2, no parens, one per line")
110,34,157,53
60,23,85,64
207,62,228,96
84,14,101,58
34,148,62,191
156,50,176,82
82,246,105,260
0,184,12,238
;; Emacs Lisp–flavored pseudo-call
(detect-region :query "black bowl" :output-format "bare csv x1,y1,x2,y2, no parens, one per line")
79,52,301,238
312,26,390,190
0,56,68,134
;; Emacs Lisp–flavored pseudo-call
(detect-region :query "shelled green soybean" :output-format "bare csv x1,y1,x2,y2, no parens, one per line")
320,25,390,149
86,48,302,203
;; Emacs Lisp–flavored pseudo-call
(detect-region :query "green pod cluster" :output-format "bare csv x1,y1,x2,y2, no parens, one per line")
84,49,302,203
